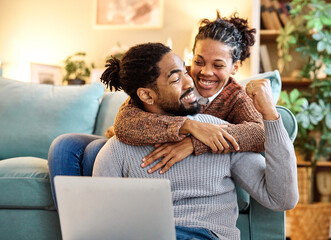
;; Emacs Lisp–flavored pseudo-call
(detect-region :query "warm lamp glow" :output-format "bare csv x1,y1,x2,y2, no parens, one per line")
0,0,255,82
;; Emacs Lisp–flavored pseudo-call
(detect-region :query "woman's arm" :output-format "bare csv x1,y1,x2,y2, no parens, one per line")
113,98,189,145
192,88,265,155
113,98,239,151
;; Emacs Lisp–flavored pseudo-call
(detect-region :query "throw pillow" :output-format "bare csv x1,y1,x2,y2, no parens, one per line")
0,78,105,160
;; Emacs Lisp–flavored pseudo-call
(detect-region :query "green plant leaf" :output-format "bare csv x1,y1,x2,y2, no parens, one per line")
308,102,324,124
280,91,290,106
317,41,326,52
294,98,308,112
322,17,331,26
312,32,323,41
289,89,300,102
326,45,331,54
301,98,309,109
296,112,310,128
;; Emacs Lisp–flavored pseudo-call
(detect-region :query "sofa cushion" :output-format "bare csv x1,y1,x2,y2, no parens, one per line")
236,184,250,213
0,157,55,209
0,78,105,160
94,91,128,136
238,70,281,104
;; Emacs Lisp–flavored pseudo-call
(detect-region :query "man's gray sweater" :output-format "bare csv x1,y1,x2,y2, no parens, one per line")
93,114,298,240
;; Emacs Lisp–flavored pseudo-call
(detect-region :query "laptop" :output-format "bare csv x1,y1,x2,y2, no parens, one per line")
54,176,176,240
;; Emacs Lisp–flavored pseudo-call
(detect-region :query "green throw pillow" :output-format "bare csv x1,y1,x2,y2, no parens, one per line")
0,78,105,160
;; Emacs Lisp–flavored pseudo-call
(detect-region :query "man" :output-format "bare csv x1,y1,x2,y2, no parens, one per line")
93,42,298,240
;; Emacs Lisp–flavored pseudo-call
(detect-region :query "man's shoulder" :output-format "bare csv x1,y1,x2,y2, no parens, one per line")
188,114,229,125
106,136,133,151
107,136,153,151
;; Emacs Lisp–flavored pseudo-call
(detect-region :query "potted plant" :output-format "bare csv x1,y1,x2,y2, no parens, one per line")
63,52,95,85
278,81,331,199
276,0,331,238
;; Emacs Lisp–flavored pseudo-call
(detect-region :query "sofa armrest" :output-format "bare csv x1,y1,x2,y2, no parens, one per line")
276,106,298,143
93,91,128,136
249,197,285,240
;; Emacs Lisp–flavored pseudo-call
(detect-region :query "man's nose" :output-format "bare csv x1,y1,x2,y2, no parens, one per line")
183,74,194,89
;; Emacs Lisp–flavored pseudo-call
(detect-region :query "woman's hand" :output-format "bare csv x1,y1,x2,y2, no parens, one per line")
105,126,115,138
180,120,239,153
141,137,194,174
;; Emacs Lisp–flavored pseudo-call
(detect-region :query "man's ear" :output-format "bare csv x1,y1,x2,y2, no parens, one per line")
137,88,157,105
231,60,240,75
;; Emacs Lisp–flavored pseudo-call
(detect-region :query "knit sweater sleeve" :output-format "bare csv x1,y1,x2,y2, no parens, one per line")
113,98,189,145
192,81,265,155
230,117,299,211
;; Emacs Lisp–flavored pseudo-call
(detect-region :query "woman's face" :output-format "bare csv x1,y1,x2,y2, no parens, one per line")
191,39,239,98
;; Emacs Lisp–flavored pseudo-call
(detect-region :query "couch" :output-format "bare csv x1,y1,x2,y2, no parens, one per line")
0,70,297,240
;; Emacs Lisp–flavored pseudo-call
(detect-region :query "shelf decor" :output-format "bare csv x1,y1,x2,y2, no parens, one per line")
277,0,331,199
276,0,331,78
93,0,164,29
277,1,331,238
30,63,62,85
63,52,95,85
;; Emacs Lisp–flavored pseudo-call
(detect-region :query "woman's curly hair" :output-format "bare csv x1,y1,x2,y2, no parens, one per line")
193,11,256,64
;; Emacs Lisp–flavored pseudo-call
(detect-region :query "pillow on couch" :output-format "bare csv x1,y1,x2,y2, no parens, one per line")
0,78,105,160
238,70,282,104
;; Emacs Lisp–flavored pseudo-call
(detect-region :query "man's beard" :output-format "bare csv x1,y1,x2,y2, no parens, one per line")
158,88,201,116
160,101,201,116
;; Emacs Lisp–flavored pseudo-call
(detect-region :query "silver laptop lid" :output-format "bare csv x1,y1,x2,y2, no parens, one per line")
54,176,176,240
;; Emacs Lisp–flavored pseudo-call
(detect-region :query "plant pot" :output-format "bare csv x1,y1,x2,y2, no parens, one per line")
67,78,86,85
287,203,331,240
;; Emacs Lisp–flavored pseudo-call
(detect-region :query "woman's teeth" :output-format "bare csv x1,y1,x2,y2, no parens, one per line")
200,80,215,85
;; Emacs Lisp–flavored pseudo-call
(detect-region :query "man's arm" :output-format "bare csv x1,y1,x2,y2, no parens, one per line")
230,117,299,211
229,79,298,210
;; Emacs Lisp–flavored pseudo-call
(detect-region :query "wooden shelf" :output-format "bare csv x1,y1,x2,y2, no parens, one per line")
260,29,280,41
297,161,331,167
281,78,312,88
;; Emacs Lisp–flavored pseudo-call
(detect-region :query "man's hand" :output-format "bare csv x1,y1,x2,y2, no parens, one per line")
141,137,194,174
245,79,279,120
180,120,239,153
105,126,115,138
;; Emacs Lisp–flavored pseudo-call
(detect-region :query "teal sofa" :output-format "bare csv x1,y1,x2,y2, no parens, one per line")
0,71,297,240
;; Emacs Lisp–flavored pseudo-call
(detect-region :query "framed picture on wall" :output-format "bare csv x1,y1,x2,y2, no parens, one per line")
30,63,63,85
93,0,164,29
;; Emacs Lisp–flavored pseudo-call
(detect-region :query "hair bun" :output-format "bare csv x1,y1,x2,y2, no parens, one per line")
100,56,121,91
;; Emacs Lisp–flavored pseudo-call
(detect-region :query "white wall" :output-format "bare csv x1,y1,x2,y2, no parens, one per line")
0,0,255,82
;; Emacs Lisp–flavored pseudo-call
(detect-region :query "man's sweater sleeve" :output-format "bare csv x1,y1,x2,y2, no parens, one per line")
230,117,299,211
113,98,189,145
